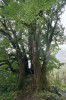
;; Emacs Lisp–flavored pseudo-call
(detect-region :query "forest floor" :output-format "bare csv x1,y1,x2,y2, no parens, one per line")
14,75,39,100
14,90,66,100
14,90,39,100
13,75,66,100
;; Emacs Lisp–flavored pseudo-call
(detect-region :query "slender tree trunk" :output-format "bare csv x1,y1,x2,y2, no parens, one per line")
42,62,48,90
33,51,42,90
41,46,50,90
32,37,42,89
18,57,25,89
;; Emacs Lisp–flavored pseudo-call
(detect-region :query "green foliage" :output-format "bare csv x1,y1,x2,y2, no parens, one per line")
1,0,58,23
12,61,18,69
0,37,10,60
47,44,63,71
0,91,16,100
0,37,10,48
47,55,60,71
0,66,18,92
1,1,20,19
0,46,8,60
0,65,18,100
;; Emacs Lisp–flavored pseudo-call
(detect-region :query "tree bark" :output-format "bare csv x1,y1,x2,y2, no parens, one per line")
18,57,25,90
42,62,48,90
33,51,42,90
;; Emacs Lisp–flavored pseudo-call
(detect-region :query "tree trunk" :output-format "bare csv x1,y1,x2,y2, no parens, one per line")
33,51,42,90
42,62,48,90
29,21,42,90
18,57,25,90
41,44,50,90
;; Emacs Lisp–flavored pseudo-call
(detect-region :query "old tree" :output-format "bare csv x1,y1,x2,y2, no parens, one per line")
0,0,66,90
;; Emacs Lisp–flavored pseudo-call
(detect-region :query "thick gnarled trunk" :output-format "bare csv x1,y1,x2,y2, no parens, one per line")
28,22,42,90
